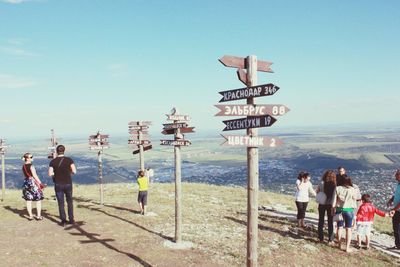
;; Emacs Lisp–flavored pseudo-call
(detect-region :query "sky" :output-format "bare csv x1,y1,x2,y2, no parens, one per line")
0,0,399,140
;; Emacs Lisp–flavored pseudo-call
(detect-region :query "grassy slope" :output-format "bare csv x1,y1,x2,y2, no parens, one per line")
0,182,396,266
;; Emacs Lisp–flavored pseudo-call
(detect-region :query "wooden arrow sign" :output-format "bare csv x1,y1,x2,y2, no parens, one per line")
89,138,108,142
219,55,273,73
160,140,191,146
220,135,284,147
214,104,290,117
129,121,152,126
222,115,277,131
129,129,149,134
163,122,188,130
128,140,151,145
132,145,152,154
162,127,195,135
89,134,109,139
130,134,151,140
166,114,190,121
129,125,149,130
219,83,279,103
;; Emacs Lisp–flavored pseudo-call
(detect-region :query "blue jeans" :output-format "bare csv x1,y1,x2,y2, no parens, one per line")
55,184,74,222
337,210,354,228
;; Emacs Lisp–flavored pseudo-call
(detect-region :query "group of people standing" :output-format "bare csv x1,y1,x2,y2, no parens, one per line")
21,144,150,225
21,145,76,226
295,167,400,252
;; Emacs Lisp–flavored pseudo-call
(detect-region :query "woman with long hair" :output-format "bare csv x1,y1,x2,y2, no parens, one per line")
316,170,337,244
21,153,45,220
332,175,357,252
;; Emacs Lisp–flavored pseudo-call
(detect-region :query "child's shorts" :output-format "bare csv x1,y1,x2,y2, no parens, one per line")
357,221,373,236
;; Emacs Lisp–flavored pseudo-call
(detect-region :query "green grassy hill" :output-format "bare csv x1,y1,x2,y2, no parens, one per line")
0,182,396,266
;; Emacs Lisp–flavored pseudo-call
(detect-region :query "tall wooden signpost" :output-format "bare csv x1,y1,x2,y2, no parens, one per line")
128,121,152,171
0,139,8,201
161,108,194,243
89,131,110,205
217,55,289,267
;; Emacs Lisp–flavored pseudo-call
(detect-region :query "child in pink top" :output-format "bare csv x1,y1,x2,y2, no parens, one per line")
356,194,389,249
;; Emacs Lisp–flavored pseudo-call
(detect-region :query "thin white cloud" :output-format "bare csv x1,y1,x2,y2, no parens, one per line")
0,74,36,89
0,46,39,57
1,0,32,4
107,63,128,77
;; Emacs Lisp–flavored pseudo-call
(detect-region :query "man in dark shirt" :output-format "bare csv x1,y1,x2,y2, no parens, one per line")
336,166,346,186
48,145,77,226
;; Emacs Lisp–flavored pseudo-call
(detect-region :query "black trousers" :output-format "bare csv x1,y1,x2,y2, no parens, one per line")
318,204,334,242
393,210,400,248
295,201,308,220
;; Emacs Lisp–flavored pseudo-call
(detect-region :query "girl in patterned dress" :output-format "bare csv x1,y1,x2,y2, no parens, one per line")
22,153,45,220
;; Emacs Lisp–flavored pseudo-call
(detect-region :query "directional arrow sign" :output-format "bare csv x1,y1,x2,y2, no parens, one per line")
89,146,109,150
219,83,279,103
128,121,152,126
128,140,151,145
222,115,277,131
220,135,284,147
129,125,149,130
166,114,190,121
89,138,108,142
160,140,191,146
219,55,273,73
163,122,188,130
132,145,152,154
214,104,290,117
130,134,151,140
129,130,149,135
89,134,109,139
162,127,195,135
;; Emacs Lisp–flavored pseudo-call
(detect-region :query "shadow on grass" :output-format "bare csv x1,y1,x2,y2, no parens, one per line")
77,203,172,241
225,214,319,244
3,205,153,266
68,223,153,267
73,196,140,214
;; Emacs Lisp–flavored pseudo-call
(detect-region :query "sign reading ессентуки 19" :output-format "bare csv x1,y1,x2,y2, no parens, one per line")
219,83,279,102
222,115,277,131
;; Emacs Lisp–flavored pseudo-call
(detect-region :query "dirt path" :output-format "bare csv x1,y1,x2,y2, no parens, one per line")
261,204,400,259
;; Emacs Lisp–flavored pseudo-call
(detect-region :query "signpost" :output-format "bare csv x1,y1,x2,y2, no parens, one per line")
128,121,152,171
161,108,195,244
217,55,289,267
0,139,8,201
47,129,58,159
220,135,284,147
89,131,110,205
214,104,290,117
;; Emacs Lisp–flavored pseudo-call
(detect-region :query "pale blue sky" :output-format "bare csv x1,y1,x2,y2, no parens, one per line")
0,0,399,139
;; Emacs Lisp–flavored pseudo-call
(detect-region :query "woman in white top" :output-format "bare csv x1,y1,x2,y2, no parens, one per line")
295,171,316,227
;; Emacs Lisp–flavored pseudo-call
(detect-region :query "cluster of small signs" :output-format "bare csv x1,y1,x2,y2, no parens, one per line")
128,121,152,155
216,55,290,147
0,139,7,155
160,112,194,147
89,132,110,150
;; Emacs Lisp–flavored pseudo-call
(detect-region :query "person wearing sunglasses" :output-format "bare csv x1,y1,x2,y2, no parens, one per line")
21,153,45,220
